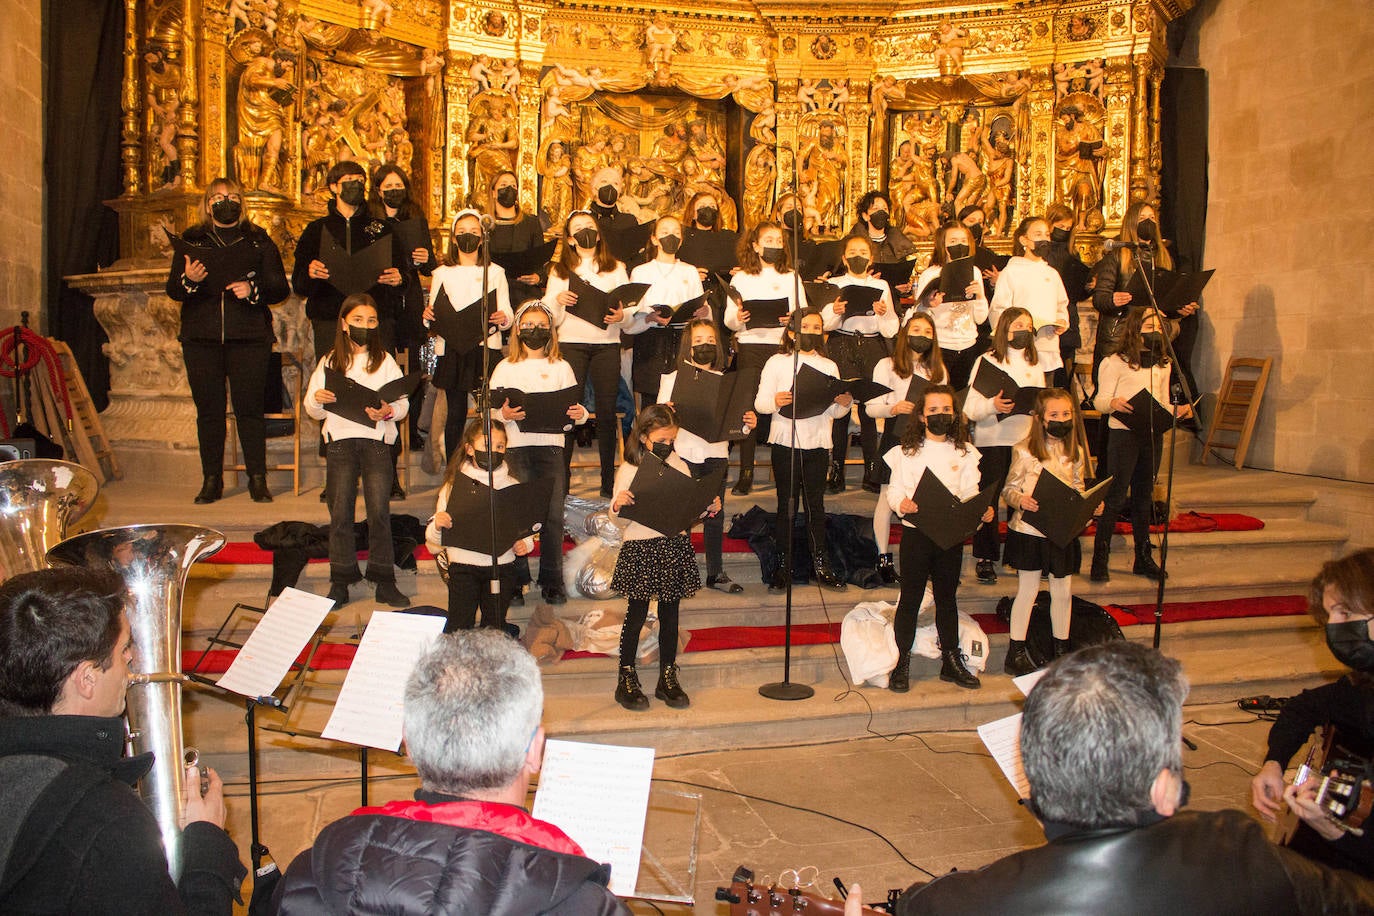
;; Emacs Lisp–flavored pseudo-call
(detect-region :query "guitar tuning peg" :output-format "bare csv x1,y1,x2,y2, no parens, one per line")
713,886,740,904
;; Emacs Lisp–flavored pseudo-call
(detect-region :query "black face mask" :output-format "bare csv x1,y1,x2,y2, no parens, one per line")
846,255,870,274
338,182,366,207
573,227,600,250
695,206,718,227
925,413,956,437
381,188,408,210
797,332,823,352
596,185,619,206
1051,226,1071,243
690,344,716,365
347,325,376,347
518,327,551,350
868,210,890,231
907,335,933,355
965,222,984,244
471,450,505,472
496,186,518,208
1137,218,1158,241
658,235,681,255
1031,240,1052,259
1045,419,1075,439
1010,329,1035,349
1327,620,1374,672
454,232,481,254
781,210,802,231
210,199,242,225
760,246,785,266
945,243,970,261
650,440,673,461
1142,331,1165,351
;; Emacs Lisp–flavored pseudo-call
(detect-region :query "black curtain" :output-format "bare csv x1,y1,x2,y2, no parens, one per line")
1159,68,1208,275
44,0,122,410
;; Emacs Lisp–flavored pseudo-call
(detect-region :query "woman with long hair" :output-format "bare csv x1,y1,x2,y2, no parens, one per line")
913,221,988,390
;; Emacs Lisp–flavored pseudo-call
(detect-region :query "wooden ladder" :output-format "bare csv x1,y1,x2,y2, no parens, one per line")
47,339,122,482
1202,356,1272,470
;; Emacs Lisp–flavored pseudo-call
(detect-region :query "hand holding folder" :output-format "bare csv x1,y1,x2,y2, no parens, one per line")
322,367,420,427
566,274,650,327
971,360,1041,420
671,367,760,442
778,364,891,420
319,231,394,296
618,460,725,537
441,475,556,552
902,470,998,551
1020,474,1113,547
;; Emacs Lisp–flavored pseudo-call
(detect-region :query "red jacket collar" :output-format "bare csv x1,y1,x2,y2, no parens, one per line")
353,798,585,858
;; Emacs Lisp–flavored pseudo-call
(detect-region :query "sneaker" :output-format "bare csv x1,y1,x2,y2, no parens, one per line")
976,560,998,585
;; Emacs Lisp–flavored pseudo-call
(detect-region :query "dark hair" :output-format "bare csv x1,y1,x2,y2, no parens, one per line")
891,312,945,383
676,317,725,370
444,419,509,487
856,190,891,217
646,215,683,261
778,307,824,354
369,164,420,220
1109,306,1169,371
0,568,127,716
1012,216,1048,257
328,294,386,374
326,160,367,188
444,210,484,267
684,190,720,227
551,210,619,279
737,221,792,275
1021,642,1187,829
624,403,678,465
929,220,973,268
991,306,1039,365
1307,548,1374,625
956,204,985,224
899,384,970,454
1026,387,1088,467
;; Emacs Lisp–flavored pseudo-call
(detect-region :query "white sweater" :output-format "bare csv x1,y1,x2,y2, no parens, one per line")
427,263,514,354
727,267,801,347
1094,354,1173,432
988,256,1070,371
544,258,632,344
1001,439,1087,539
487,355,586,449
822,274,899,337
914,264,990,352
624,259,704,334
304,351,409,444
426,463,536,566
885,438,983,526
963,350,1045,449
755,351,848,450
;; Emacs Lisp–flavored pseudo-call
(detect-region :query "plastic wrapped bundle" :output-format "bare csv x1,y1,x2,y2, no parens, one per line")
563,495,621,545
575,540,621,600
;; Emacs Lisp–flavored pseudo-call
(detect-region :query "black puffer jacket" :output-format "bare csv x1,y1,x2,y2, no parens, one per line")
166,222,290,343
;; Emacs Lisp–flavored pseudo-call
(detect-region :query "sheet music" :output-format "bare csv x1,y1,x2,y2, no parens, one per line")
1012,669,1047,697
532,739,656,896
978,712,1030,799
215,588,334,699
321,612,446,751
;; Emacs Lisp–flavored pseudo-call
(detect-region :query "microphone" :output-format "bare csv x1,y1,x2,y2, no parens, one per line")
479,213,495,236
1101,239,1149,252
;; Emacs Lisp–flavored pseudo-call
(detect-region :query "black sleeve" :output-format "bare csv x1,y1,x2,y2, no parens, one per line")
1092,252,1127,318
1273,841,1374,915
417,220,438,278
69,812,191,915
166,251,198,303
253,235,291,307
291,220,323,299
178,821,247,915
1266,679,1374,765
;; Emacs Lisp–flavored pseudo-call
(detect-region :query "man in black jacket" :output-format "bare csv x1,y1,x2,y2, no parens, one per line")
0,568,244,914
890,641,1374,915
275,630,628,915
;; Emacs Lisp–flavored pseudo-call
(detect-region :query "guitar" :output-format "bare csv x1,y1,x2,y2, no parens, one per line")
715,865,888,915
1275,725,1374,844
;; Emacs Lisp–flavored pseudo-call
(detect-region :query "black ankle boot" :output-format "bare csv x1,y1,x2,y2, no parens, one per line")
655,663,690,708
1133,544,1167,580
861,462,880,494
768,565,789,595
876,552,898,586
889,653,911,692
615,665,649,711
194,475,223,504
1090,543,1111,582
940,648,981,689
827,459,846,494
812,551,847,591
976,559,998,585
1053,637,1073,659
731,468,753,496
248,474,273,503
1003,639,1037,677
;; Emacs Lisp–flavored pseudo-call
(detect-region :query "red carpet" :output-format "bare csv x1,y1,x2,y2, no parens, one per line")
1105,594,1307,624
183,642,357,675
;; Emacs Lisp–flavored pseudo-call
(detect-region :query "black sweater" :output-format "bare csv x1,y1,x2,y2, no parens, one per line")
291,201,406,323
165,222,289,344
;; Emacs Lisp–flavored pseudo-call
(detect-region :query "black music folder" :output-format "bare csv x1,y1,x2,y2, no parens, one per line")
1020,473,1113,548
1158,269,1214,315
885,375,932,440
679,231,737,274
971,360,1041,420
604,220,655,263
167,231,260,294
779,363,891,420
800,239,846,280
430,285,499,354
871,260,916,290
618,460,726,537
671,366,760,443
322,367,421,427
492,239,558,279
803,281,842,309
902,470,998,551
488,384,581,434
1117,388,1177,438
741,296,791,330
441,475,555,552
392,218,433,260
834,283,884,317
319,231,394,296
649,294,709,326
939,256,977,302
565,274,650,326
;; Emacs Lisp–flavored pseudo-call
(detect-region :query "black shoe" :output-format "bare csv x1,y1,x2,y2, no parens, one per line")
876,552,899,586
940,649,981,689
1090,547,1111,582
826,460,846,494
542,584,568,605
375,580,411,607
655,663,690,708
390,480,406,501
889,654,911,693
1003,639,1038,677
812,552,847,591
599,485,613,500
1133,547,1167,581
616,665,650,711
976,560,998,585
731,468,753,496
248,474,273,503
1052,637,1073,660
767,567,788,595
327,582,351,608
861,463,880,494
510,587,526,608
706,573,744,594
194,475,223,504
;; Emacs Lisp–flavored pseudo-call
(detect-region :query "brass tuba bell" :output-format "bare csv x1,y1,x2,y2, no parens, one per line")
0,458,99,582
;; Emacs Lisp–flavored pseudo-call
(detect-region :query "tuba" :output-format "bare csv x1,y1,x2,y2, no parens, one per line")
0,458,99,582
47,523,225,881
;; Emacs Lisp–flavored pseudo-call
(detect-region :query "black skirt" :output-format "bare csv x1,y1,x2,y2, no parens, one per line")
611,533,701,601
1002,528,1082,578
871,426,902,486
631,326,683,395
826,332,890,381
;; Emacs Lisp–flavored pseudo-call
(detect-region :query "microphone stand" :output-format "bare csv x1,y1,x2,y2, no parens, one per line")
761,202,813,702
478,220,500,609
1132,241,1195,650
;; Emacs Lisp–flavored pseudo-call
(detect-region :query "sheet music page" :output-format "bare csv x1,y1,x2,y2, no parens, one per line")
532,739,656,896
1012,669,1047,697
978,712,1031,799
321,612,446,751
216,588,334,699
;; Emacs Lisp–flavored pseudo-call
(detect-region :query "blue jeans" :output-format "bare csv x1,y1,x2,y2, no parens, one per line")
326,438,395,583
506,445,567,588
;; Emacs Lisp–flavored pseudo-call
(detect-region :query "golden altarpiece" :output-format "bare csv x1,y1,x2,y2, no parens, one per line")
68,0,1193,452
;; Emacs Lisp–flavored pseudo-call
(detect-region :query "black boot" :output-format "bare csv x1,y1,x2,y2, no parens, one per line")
827,459,846,494
889,653,910,693
615,665,649,711
1003,639,1037,677
731,467,753,496
1053,637,1073,659
374,580,411,608
767,565,789,595
812,551,847,591
1133,543,1167,581
976,559,998,585
940,648,981,689
248,474,273,503
1090,542,1111,582
876,552,898,586
327,581,350,609
655,663,690,708
194,475,223,505
861,462,880,494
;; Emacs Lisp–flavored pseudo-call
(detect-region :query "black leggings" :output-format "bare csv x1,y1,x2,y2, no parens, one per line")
686,456,729,578
562,342,621,491
771,445,829,561
619,597,679,668
894,527,963,656
971,445,1012,561
734,343,776,475
1095,428,1163,550
183,340,272,477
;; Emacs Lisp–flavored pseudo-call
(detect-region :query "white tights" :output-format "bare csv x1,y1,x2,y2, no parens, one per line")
1009,569,1072,641
874,485,892,553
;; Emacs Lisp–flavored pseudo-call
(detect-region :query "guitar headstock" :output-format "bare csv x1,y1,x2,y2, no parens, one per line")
715,865,885,915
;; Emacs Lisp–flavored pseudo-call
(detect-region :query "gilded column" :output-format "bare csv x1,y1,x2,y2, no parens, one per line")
1149,64,1164,203
1025,70,1055,216
775,78,800,199
1129,55,1150,204
176,0,200,191
1101,57,1133,225
120,0,142,197
443,49,472,222
516,62,542,214
844,88,870,210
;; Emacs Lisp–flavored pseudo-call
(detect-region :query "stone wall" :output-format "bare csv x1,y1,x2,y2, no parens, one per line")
1194,0,1374,487
0,0,44,333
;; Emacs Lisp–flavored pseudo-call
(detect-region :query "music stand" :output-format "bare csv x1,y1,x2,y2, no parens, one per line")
624,787,703,907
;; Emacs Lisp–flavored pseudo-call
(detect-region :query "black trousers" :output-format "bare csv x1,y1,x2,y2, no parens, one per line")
325,438,395,584
182,339,272,477
734,343,775,475
895,527,963,656
1095,428,1163,551
619,597,679,668
444,561,518,632
972,445,1012,561
771,444,829,562
941,344,984,391
561,342,621,491
506,445,568,588
685,456,729,578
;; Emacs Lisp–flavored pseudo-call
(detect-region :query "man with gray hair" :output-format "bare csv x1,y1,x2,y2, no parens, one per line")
892,642,1374,915
274,631,628,915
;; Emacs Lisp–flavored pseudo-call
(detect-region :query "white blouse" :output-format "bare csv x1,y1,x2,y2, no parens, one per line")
727,267,802,347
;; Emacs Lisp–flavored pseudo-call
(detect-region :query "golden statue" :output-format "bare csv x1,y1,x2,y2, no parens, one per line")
798,120,845,233
467,95,518,211
144,47,183,190
1055,102,1107,228
572,128,611,207
233,39,296,193
537,139,574,232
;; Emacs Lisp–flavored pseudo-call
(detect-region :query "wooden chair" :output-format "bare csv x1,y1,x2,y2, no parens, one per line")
227,350,303,495
1202,357,1272,470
